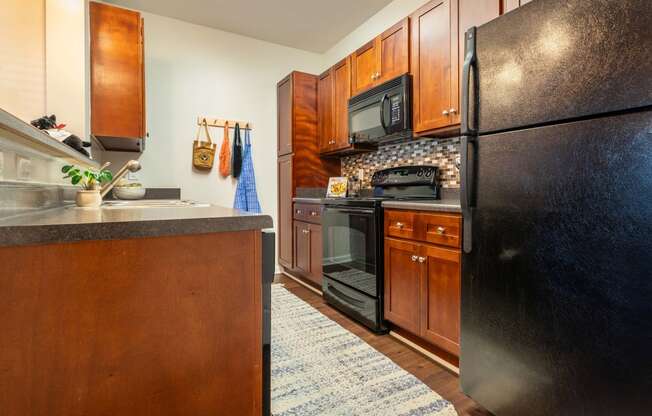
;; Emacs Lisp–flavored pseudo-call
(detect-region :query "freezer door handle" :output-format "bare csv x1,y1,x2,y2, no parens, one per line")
461,135,475,253
461,26,477,136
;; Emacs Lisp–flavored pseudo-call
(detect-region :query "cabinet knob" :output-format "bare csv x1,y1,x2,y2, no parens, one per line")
302,229,310,234
449,108,457,114
296,210,303,215
418,256,426,263
310,211,318,216
436,226,446,235
395,222,404,229
411,255,419,262
442,109,450,116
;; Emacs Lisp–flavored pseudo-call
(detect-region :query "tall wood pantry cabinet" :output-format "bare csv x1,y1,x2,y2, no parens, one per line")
277,72,339,270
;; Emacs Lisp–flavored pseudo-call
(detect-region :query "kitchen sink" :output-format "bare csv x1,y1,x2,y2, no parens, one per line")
101,200,210,209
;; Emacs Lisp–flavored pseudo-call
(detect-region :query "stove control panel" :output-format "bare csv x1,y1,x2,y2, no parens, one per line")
371,165,439,187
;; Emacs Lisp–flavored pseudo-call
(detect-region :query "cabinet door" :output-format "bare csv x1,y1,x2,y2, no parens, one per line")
277,75,293,156
294,221,311,274
350,40,379,96
277,155,293,268
378,18,410,84
317,69,334,153
419,244,461,356
90,2,144,144
411,0,458,133
384,238,421,335
332,57,352,151
309,223,323,286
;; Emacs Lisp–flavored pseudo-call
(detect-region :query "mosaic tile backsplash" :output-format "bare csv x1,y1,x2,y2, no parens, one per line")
341,137,461,188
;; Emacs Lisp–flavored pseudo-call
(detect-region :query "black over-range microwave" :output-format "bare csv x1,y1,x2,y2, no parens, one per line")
348,74,412,145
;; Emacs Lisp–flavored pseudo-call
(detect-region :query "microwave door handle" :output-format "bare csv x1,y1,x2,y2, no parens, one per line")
379,94,390,133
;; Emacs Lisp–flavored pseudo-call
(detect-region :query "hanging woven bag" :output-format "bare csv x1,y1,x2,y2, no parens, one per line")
192,118,216,170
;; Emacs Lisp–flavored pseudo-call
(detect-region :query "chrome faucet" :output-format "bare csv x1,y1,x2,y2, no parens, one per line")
100,160,142,198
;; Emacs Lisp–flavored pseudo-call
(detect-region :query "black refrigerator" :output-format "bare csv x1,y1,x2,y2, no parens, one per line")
459,1,652,415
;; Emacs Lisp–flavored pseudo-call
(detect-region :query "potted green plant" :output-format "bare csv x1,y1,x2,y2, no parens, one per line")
62,163,113,208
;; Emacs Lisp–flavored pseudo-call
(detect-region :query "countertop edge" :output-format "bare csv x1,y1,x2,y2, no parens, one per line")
0,215,274,248
381,200,462,213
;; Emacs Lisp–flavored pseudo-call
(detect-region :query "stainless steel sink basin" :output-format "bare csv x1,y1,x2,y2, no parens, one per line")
101,200,210,209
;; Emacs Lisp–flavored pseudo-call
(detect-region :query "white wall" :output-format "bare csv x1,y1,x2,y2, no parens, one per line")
321,0,429,70
0,0,46,122
102,11,323,235
45,0,88,139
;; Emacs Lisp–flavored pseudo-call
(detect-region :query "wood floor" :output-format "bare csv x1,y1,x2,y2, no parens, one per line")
274,275,492,416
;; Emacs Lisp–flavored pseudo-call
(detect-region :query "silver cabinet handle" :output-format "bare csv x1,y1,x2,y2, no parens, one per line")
418,256,426,263
449,108,457,114
395,222,404,229
296,210,303,215
436,226,446,235
310,211,318,216
411,255,419,262
302,229,310,234
442,109,450,116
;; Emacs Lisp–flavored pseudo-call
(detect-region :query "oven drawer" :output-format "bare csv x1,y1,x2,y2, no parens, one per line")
322,278,386,333
384,209,461,248
294,203,321,224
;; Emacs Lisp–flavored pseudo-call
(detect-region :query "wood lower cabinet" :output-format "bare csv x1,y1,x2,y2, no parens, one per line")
293,220,323,287
351,18,409,96
420,244,461,356
90,1,145,151
384,209,462,357
384,238,422,334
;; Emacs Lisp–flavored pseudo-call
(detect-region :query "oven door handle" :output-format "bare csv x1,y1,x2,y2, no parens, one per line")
325,207,375,215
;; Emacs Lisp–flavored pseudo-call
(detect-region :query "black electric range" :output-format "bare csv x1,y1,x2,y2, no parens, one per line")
321,165,440,333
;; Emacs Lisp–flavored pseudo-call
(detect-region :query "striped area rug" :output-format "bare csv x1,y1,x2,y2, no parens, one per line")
271,284,458,416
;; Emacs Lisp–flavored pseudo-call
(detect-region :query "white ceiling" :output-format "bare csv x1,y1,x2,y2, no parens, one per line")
105,0,394,53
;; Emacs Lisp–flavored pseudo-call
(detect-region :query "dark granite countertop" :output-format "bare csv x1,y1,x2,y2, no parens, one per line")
0,204,273,247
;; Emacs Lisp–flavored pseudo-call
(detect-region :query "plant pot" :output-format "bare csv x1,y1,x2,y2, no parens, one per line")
75,189,102,208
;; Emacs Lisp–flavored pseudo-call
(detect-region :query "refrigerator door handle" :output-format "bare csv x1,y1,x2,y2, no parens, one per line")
461,26,477,136
461,135,476,253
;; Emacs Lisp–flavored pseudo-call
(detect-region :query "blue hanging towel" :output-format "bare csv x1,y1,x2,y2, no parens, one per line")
234,128,261,213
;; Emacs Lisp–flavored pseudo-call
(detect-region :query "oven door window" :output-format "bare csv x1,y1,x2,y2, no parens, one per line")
322,207,377,297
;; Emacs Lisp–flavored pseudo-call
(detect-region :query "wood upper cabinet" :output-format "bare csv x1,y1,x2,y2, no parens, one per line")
277,75,293,156
351,40,379,96
378,18,410,85
351,18,409,96
411,0,459,134
317,69,334,153
332,57,352,151
278,155,293,269
90,1,145,151
420,244,461,356
384,238,422,334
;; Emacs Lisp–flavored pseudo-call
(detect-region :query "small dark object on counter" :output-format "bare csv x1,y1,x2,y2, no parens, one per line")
30,114,58,130
30,114,91,157
63,135,91,157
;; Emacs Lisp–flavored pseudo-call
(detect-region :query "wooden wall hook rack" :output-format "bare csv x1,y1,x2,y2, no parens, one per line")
197,117,252,130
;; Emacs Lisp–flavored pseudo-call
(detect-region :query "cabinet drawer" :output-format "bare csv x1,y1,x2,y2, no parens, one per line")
384,209,461,248
293,203,322,223
419,212,461,248
385,210,418,240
